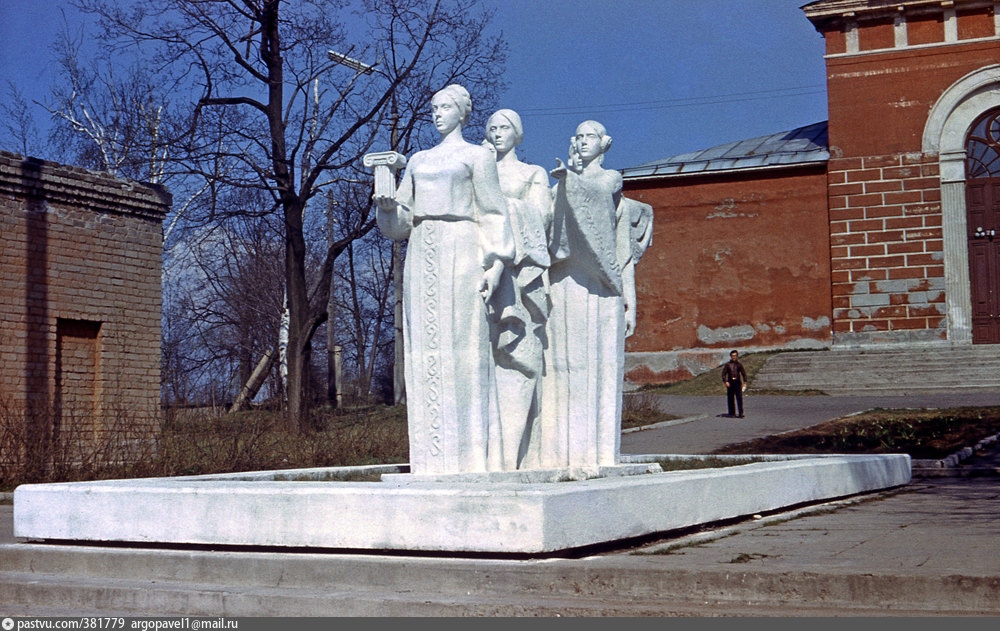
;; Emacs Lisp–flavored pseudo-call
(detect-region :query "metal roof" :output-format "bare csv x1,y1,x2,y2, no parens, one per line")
621,121,829,180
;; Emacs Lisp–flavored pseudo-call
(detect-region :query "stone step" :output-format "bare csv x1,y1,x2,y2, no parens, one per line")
0,570,956,617
812,387,999,396
754,371,999,381
759,364,1000,373
754,348,1000,362
760,358,1000,367
752,346,1000,393
754,371,999,379
0,570,598,616
758,375,1000,383
1,546,997,616
760,360,1000,371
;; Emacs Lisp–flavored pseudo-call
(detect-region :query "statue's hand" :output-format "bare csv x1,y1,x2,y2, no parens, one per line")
549,158,568,180
480,260,504,301
374,193,396,212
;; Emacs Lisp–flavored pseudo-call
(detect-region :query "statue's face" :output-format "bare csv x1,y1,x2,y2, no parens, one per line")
487,116,516,153
431,92,462,135
574,123,603,161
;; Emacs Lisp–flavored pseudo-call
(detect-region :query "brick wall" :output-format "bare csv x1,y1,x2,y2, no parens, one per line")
622,166,831,384
807,0,1000,345
828,153,947,342
0,152,170,467
825,42,1000,158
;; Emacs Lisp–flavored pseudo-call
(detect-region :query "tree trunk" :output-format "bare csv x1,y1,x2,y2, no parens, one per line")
229,348,276,413
284,197,310,433
347,242,369,398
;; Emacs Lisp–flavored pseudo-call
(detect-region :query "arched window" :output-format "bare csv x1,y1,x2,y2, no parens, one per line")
966,108,1000,178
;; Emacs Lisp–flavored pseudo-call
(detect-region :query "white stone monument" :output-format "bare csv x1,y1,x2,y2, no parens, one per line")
10,86,911,556
373,84,514,474
371,97,655,476
483,108,552,471
538,121,651,468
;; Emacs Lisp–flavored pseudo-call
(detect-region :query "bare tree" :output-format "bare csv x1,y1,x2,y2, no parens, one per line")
1,83,45,158
73,0,507,431
166,206,287,406
43,21,175,183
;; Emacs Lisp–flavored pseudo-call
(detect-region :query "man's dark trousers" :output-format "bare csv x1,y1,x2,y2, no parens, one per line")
727,382,743,417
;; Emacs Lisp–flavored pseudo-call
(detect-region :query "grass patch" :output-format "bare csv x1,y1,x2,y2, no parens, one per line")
1,404,409,491
157,405,409,478
712,406,1000,459
621,393,681,429
650,456,776,471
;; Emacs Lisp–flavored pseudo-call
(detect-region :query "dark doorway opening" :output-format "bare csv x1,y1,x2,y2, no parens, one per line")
966,108,1000,344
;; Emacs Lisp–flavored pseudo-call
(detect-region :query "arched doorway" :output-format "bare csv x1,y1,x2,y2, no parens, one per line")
922,64,1000,345
966,108,1000,343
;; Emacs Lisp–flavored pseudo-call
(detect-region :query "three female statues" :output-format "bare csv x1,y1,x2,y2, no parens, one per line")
374,85,652,475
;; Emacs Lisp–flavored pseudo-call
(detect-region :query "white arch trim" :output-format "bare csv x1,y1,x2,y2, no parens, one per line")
922,64,1000,345
923,64,1000,182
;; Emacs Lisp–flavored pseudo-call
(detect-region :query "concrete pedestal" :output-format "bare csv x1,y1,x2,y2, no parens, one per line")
13,454,910,554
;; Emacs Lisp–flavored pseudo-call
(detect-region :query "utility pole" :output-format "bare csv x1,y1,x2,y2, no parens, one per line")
391,94,406,406
326,191,342,408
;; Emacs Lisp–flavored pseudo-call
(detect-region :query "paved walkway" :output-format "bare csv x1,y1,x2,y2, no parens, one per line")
621,392,1000,454
2,393,999,615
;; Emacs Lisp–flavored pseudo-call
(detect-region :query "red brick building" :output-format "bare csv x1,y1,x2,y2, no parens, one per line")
623,0,1000,384
0,152,170,471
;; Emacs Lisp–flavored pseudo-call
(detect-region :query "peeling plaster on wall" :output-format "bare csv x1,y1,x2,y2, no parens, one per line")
751,322,787,335
712,198,736,215
706,196,760,220
889,98,919,108
714,247,733,263
802,316,831,330
697,324,756,345
625,337,831,385
707,209,760,219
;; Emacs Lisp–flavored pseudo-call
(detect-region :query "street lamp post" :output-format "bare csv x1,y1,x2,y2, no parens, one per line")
389,95,405,405
324,50,376,407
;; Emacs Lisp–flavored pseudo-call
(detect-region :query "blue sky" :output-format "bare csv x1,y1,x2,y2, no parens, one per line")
0,0,828,170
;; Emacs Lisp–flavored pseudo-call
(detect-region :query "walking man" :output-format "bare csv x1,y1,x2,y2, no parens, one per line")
722,350,747,418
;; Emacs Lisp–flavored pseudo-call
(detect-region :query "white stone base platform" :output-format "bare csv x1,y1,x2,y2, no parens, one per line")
13,454,910,555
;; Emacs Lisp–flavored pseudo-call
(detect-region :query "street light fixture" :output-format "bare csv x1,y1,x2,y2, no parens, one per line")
324,49,383,406
327,50,377,75
327,48,404,405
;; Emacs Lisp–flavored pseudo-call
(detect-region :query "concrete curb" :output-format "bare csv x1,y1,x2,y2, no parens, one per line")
912,432,1000,476
621,414,708,433
2,537,997,616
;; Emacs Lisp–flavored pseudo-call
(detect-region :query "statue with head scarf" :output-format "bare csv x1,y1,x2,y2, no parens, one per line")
374,84,515,475
483,108,552,470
